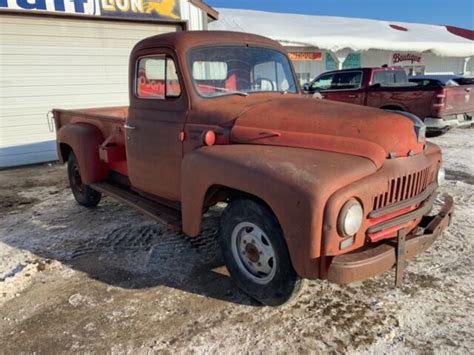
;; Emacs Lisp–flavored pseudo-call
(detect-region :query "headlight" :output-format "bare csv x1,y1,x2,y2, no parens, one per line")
437,166,445,185
338,199,364,238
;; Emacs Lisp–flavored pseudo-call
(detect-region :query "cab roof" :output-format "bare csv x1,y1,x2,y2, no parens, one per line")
133,30,285,53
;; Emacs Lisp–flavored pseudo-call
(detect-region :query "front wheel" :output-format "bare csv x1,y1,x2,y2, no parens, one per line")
67,152,102,207
219,198,304,306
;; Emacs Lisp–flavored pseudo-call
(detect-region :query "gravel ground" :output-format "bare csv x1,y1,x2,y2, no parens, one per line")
0,128,473,353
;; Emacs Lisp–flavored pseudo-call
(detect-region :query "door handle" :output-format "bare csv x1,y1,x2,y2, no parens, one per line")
124,124,136,130
348,94,357,98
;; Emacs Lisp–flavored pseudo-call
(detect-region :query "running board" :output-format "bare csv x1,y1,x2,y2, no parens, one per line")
90,182,182,230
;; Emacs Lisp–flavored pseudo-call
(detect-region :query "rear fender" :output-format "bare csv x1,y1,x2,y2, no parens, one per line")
57,123,108,184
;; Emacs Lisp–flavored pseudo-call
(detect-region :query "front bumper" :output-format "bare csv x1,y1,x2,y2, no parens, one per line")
327,193,454,284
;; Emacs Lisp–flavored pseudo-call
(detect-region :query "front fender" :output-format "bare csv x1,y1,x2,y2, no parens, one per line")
181,144,376,278
57,123,107,184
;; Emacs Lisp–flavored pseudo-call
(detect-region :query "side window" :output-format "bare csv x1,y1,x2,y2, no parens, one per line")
312,73,334,90
137,56,181,99
373,70,408,86
333,72,362,90
166,57,181,97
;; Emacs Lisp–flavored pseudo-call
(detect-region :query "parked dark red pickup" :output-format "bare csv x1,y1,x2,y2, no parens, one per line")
303,67,474,135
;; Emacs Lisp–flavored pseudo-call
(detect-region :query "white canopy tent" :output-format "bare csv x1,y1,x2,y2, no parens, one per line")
209,9,474,72
210,8,474,58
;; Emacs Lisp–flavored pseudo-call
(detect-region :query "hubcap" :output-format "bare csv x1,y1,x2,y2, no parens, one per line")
231,222,277,285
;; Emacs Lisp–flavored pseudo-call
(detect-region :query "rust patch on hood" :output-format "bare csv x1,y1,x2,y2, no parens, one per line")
228,96,425,168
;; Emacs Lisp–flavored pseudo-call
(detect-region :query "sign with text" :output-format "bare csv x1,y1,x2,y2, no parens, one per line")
288,52,322,61
0,0,181,20
392,52,423,64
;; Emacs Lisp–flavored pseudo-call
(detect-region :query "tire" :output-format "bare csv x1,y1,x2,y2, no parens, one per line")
67,152,102,207
219,198,304,306
426,128,449,138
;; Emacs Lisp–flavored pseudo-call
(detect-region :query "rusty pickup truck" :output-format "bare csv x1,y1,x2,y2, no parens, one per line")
303,67,474,135
53,31,453,306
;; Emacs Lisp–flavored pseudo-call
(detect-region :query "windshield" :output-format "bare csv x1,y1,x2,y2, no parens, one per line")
188,46,298,97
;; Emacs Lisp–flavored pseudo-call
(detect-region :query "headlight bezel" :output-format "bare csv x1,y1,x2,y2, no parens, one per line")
437,166,446,185
337,198,364,238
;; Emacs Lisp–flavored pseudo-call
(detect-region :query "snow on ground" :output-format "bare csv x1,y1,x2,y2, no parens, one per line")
0,128,473,353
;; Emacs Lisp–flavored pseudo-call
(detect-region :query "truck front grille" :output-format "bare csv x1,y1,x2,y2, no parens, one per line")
372,167,434,211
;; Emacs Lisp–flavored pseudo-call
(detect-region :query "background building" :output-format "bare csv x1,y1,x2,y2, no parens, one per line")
210,9,474,85
0,0,218,167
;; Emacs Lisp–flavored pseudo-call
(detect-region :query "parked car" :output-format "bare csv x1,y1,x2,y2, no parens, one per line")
53,31,453,306
303,67,474,135
409,74,474,87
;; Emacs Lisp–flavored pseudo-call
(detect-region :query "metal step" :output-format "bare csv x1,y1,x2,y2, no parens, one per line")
90,182,182,230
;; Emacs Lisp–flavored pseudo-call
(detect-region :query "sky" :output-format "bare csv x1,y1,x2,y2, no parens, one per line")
206,0,474,29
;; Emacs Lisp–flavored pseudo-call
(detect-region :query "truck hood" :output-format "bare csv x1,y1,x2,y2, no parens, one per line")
228,96,425,168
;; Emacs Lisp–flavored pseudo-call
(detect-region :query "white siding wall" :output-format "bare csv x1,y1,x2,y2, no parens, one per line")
0,15,179,167
180,0,205,30
360,50,391,67
466,57,474,75
423,53,465,75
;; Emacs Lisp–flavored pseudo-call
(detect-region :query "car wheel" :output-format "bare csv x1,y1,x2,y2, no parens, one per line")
67,152,102,207
219,198,304,306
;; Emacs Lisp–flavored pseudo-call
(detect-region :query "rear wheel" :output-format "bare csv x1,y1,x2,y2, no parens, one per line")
67,152,102,207
219,198,304,306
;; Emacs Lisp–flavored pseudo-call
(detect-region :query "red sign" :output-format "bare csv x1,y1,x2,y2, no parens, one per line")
288,52,322,61
392,53,422,64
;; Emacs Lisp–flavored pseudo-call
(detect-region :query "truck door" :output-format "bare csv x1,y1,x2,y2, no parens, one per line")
310,71,364,105
126,50,187,202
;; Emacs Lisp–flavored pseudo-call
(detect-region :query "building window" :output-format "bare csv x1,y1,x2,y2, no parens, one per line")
136,56,181,99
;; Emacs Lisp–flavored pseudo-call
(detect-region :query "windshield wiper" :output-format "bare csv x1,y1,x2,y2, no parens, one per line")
198,84,248,97
227,90,249,97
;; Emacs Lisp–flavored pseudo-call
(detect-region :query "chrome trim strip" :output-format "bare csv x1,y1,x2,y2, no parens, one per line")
368,182,437,219
367,192,436,234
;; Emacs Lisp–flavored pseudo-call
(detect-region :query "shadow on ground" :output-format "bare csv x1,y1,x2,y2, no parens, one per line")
1,186,258,306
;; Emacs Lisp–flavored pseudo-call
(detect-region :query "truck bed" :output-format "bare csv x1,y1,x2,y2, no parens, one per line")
53,106,128,176
53,106,128,124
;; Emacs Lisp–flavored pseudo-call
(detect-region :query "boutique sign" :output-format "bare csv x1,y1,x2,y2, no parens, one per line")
0,0,181,20
392,52,423,64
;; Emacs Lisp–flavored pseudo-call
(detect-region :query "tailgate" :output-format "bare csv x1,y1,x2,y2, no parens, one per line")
443,85,474,116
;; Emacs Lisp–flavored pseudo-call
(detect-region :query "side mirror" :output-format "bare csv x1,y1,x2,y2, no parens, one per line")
303,82,312,92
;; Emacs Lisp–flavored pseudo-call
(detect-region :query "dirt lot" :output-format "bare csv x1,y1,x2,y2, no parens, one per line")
1,129,473,353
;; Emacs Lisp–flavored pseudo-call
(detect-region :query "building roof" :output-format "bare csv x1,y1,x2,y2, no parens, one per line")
189,0,219,21
209,8,474,57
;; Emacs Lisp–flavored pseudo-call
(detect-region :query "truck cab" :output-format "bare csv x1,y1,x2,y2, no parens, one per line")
53,31,453,306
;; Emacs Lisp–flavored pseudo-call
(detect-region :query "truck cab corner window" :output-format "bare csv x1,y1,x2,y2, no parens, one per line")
137,56,181,99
